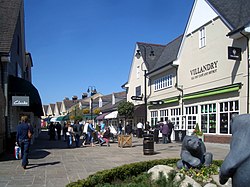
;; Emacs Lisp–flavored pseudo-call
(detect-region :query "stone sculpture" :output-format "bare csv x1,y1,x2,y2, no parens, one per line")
220,114,250,187
177,135,213,169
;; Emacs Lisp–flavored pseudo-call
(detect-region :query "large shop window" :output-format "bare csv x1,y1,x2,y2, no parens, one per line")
201,104,216,133
160,109,168,122
170,108,182,130
219,101,239,134
154,74,173,91
150,111,158,127
186,106,198,129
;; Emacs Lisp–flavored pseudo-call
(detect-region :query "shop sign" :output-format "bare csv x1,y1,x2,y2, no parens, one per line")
150,100,164,105
190,60,218,80
131,96,143,101
12,96,29,106
228,46,241,61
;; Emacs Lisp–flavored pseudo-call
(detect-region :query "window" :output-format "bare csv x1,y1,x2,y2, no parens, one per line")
219,100,239,134
160,109,168,122
154,74,173,91
136,66,140,79
170,108,181,130
186,106,198,129
150,111,158,127
199,27,206,48
135,86,141,96
201,103,216,133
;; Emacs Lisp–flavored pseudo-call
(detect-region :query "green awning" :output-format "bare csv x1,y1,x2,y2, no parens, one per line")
83,114,98,120
183,83,241,101
149,96,179,106
163,96,179,104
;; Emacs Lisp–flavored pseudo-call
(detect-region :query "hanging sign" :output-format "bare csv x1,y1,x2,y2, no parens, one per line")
228,46,242,61
131,96,143,101
12,96,29,106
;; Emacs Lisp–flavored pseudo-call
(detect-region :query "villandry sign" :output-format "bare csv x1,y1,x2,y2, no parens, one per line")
228,46,242,61
12,96,29,106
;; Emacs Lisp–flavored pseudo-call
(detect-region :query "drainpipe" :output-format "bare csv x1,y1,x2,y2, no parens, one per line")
171,64,185,131
240,32,249,113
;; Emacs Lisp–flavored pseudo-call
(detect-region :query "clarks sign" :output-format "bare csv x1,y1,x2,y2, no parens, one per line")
190,61,218,80
12,96,29,106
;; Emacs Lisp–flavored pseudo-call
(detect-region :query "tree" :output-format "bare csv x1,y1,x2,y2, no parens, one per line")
118,101,134,122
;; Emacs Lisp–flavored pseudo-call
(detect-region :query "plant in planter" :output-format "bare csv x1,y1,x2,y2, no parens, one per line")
192,123,203,136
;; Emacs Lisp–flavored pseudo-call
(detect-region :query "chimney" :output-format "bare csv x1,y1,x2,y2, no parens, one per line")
82,93,88,99
64,97,69,100
72,95,78,101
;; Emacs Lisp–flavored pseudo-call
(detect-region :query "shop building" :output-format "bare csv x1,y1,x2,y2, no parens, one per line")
125,0,250,143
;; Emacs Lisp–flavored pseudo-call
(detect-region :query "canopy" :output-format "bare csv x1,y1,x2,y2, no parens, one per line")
50,116,60,122
104,111,118,119
96,112,110,120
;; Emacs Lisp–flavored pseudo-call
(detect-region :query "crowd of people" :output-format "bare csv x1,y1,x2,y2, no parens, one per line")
47,120,112,148
46,119,175,149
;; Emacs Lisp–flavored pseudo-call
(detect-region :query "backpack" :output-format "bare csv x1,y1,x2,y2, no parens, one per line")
73,125,78,132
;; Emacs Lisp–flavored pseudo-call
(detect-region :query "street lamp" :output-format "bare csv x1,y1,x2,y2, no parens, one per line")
135,45,155,124
87,86,97,120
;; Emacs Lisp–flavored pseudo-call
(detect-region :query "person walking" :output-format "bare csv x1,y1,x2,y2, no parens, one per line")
16,115,33,169
87,120,96,147
125,121,133,135
153,122,161,144
167,120,174,143
48,122,56,140
73,120,82,147
55,122,62,140
136,122,143,138
160,121,169,144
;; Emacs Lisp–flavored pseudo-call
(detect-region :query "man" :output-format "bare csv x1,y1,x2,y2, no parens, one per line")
16,115,33,169
136,122,143,138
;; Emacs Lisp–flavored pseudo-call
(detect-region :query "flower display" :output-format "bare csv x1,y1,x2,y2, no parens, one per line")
192,123,203,136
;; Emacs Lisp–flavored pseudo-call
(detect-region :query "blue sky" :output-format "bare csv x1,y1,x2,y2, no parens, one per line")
24,0,193,105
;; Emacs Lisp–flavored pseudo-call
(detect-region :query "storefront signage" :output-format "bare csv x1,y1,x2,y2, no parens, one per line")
150,100,164,105
228,46,241,61
131,96,143,101
190,61,218,80
12,96,29,106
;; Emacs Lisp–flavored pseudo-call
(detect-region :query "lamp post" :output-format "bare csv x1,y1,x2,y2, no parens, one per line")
135,45,155,124
87,86,97,120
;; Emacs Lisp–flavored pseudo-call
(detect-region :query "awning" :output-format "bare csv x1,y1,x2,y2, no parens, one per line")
55,115,69,121
134,104,145,116
8,75,43,116
183,83,241,101
50,116,60,122
104,111,118,119
96,112,110,120
82,114,98,120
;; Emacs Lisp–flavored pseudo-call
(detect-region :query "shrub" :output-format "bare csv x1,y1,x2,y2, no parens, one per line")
66,159,222,187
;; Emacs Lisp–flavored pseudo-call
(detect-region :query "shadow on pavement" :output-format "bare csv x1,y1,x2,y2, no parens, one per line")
26,161,61,169
29,149,50,159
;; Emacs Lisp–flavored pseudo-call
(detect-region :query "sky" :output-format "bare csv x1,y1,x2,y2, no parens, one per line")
24,0,194,105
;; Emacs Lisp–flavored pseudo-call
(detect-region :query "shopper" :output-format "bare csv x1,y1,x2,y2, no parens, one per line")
16,115,33,169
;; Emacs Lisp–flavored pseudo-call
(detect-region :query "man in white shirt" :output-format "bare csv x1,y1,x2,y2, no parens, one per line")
137,122,143,138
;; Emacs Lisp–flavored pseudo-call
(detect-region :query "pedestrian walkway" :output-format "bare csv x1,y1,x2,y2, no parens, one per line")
0,130,230,187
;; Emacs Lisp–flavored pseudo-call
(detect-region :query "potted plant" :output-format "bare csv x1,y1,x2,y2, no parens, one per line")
192,123,204,141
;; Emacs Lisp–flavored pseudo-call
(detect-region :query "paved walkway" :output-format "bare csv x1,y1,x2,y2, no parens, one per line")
0,130,230,187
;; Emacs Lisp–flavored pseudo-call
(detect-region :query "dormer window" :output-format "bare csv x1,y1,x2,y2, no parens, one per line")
199,27,206,48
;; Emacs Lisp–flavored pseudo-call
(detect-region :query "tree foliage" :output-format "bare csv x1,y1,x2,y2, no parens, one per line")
118,101,134,119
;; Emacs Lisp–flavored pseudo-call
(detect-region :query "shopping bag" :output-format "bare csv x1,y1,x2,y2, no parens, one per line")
14,144,21,160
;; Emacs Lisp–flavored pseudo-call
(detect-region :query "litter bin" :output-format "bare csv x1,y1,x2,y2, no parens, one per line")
143,134,154,155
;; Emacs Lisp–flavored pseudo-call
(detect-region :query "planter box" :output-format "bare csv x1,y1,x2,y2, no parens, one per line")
118,135,132,148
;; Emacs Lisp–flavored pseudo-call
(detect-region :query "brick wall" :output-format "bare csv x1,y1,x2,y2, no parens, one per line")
204,134,231,144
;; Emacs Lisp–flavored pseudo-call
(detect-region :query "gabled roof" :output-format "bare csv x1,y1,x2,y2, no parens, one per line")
148,35,183,74
99,98,126,113
207,0,250,31
114,91,126,99
0,0,22,53
137,42,165,71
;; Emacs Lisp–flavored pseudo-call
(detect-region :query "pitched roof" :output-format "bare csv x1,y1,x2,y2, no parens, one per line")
207,0,250,30
137,42,165,71
0,0,22,53
114,91,126,99
148,35,183,74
